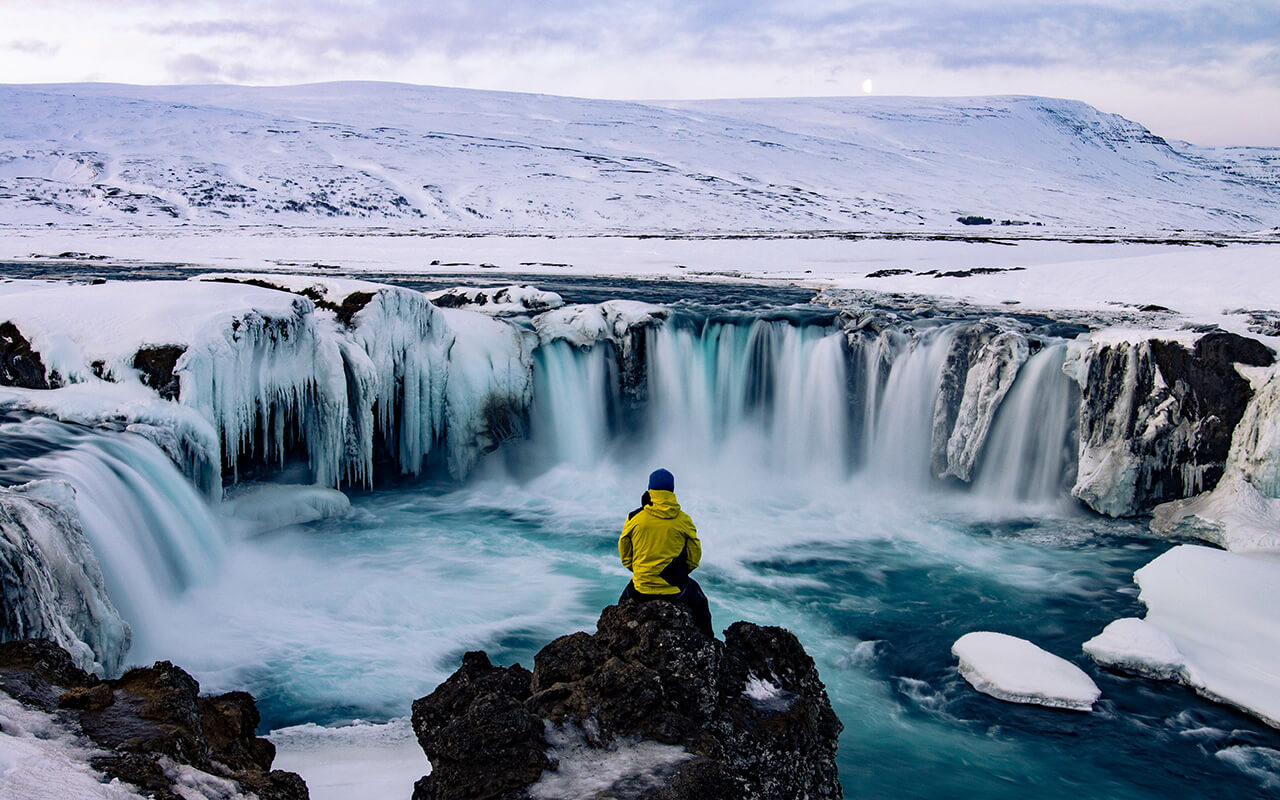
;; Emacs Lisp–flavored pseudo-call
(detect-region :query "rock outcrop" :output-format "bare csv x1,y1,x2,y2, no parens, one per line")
411,600,842,800
1068,331,1275,516
0,638,308,800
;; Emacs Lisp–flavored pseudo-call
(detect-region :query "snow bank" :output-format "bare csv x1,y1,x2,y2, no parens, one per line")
269,718,424,800
1085,544,1280,728
1150,478,1280,553
427,285,563,315
952,631,1100,711
0,479,130,676
0,691,145,800
220,482,351,534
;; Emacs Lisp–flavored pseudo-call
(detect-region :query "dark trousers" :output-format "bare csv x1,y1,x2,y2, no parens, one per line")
619,577,715,639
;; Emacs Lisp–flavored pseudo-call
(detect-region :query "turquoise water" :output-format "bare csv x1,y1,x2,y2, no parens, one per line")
142,461,1280,799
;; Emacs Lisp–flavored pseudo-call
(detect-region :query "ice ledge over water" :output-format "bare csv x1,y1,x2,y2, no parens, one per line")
952,631,1100,711
1085,544,1280,729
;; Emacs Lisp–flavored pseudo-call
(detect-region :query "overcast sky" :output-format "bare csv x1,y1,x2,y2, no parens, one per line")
2,1,1277,145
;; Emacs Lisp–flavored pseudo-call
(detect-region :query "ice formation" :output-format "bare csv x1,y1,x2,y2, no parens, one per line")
0,479,129,675
221,482,352,535
1085,544,1280,729
1065,330,1272,516
952,631,1101,711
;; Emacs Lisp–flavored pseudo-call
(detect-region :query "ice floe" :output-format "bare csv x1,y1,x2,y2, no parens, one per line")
952,631,1100,711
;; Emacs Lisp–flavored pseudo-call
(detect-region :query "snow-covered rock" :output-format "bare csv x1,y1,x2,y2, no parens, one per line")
427,285,563,316
952,631,1101,711
0,480,130,676
532,300,668,349
437,308,536,476
1086,544,1280,729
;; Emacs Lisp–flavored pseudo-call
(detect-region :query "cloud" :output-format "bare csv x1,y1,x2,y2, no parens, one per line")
6,39,60,55
108,1,1280,84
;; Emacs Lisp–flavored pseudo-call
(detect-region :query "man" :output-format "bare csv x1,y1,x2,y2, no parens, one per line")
618,468,714,638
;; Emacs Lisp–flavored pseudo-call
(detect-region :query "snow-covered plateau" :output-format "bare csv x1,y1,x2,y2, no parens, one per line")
1,82,1278,234
2,81,1280,800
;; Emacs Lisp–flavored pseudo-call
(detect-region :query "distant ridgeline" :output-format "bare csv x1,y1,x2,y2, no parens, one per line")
2,273,1280,675
0,83,1277,233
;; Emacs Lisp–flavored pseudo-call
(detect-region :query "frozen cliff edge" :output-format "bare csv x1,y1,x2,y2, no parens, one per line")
1065,329,1275,517
0,638,308,800
0,480,129,676
410,600,843,800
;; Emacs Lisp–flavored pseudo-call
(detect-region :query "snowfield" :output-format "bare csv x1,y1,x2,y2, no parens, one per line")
0,82,1277,234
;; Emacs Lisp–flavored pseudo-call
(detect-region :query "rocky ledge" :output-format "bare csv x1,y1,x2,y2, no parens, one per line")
0,638,307,800
411,600,843,800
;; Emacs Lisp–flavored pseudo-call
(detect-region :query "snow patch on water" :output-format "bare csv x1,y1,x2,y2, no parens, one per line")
953,631,1100,711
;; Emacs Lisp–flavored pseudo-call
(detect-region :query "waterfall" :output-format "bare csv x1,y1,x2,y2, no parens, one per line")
864,326,960,488
0,418,224,658
530,340,618,468
524,317,1078,504
973,343,1078,504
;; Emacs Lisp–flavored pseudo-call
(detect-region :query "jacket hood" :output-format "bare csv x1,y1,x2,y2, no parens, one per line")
646,489,681,519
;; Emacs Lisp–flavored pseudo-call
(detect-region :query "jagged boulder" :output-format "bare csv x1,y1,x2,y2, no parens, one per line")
0,638,308,800
411,601,843,800
1069,331,1275,516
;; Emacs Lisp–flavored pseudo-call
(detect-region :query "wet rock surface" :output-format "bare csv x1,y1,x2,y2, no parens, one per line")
0,638,308,800
411,600,842,800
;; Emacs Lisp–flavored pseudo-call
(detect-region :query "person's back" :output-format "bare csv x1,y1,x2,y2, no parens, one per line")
618,468,714,638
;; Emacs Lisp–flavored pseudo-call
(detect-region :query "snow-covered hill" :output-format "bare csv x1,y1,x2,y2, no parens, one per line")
1,82,1277,234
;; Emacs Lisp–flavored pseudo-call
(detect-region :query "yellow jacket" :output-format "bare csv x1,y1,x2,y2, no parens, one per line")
619,489,702,595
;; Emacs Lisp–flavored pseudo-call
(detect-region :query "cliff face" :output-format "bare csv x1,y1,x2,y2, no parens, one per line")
411,600,843,800
1069,331,1275,516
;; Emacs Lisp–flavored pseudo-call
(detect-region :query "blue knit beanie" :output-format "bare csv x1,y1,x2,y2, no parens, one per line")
648,468,675,492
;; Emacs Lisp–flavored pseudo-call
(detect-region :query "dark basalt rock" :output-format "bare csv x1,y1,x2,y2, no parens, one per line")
411,651,548,800
132,345,186,401
1075,330,1275,515
0,321,52,389
0,638,92,710
0,638,308,800
411,601,843,800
